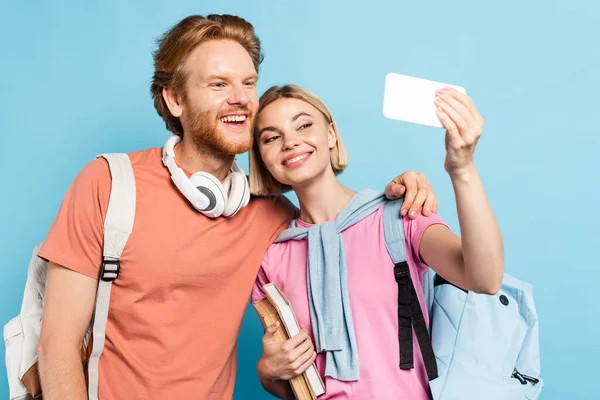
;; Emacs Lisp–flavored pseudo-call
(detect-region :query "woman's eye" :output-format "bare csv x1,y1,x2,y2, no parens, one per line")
298,123,312,130
265,135,280,143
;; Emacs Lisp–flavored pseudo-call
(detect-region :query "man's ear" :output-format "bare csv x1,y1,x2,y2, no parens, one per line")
163,87,184,118
328,122,337,149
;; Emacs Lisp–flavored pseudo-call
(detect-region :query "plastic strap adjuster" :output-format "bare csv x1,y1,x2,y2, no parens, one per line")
100,258,120,281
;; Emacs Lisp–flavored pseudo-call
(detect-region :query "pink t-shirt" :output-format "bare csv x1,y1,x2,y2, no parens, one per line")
251,205,448,399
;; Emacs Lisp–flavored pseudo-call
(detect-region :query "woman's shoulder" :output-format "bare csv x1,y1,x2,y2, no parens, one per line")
262,237,303,271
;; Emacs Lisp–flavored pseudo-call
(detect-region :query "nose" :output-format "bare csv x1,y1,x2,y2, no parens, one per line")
227,82,250,107
282,133,300,151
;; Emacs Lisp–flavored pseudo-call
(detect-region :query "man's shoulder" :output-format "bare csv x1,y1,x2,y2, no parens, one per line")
127,146,162,166
249,194,298,220
74,156,112,186
67,147,161,197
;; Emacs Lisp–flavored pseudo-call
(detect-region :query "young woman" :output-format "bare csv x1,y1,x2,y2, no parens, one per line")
249,85,503,399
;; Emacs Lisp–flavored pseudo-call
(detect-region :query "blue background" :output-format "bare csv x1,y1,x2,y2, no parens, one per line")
1,1,599,398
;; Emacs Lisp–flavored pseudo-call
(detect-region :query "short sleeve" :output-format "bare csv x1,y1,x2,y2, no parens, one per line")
251,194,298,244
38,158,112,279
404,212,449,269
251,251,272,304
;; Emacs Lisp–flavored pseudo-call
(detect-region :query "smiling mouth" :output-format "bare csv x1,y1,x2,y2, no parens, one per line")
220,115,247,125
283,152,312,166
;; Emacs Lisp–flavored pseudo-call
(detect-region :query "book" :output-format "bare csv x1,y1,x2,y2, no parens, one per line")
252,283,326,399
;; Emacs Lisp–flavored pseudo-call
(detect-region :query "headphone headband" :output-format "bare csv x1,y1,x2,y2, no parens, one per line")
161,135,250,217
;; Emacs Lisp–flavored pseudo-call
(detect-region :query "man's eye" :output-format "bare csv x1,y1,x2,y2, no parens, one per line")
245,81,257,87
211,82,226,88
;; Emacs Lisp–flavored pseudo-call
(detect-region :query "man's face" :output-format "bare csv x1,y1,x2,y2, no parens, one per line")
180,39,259,156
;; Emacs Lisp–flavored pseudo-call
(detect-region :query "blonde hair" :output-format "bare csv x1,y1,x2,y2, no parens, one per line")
249,84,349,196
150,14,263,135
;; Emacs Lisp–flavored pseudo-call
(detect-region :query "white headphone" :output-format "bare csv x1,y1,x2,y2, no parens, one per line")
161,135,250,218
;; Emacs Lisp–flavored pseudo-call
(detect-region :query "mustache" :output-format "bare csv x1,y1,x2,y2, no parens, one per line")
217,107,252,118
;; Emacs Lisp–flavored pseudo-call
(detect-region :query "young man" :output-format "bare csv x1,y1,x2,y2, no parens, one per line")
37,14,438,399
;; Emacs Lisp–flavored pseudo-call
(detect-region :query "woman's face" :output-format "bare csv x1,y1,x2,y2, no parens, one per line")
256,98,337,188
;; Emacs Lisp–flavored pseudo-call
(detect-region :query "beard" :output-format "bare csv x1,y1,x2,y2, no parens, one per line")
185,102,255,157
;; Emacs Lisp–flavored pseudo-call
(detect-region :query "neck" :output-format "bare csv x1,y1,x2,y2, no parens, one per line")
293,170,356,224
173,134,234,180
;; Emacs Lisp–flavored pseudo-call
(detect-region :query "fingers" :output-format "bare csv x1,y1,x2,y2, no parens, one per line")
385,181,407,200
438,88,485,143
262,321,280,344
435,92,468,136
439,90,472,128
288,335,313,361
422,187,436,216
280,329,316,377
409,190,427,218
447,88,482,123
436,106,461,149
388,171,415,216
280,329,310,354
292,348,318,376
401,184,418,218
406,173,432,218
388,171,438,218
288,341,316,374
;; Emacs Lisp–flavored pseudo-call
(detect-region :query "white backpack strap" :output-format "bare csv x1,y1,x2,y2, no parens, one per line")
88,153,136,400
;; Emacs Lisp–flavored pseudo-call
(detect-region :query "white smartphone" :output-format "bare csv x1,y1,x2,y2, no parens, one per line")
382,73,467,128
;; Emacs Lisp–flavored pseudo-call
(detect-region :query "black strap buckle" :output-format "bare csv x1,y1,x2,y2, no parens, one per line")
512,369,540,385
394,261,410,284
100,258,120,282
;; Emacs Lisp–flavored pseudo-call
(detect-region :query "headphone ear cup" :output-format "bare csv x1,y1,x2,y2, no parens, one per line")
222,171,249,217
189,172,226,218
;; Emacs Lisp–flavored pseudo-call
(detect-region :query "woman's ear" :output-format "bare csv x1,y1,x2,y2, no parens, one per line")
163,87,184,118
328,122,337,149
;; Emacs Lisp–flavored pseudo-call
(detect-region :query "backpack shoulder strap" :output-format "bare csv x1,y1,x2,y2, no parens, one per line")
382,199,438,381
382,199,436,320
100,153,136,263
87,153,136,400
382,198,407,264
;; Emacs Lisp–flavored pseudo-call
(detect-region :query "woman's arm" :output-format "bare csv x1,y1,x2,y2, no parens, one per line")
257,359,295,400
257,322,317,399
419,165,503,293
419,88,503,294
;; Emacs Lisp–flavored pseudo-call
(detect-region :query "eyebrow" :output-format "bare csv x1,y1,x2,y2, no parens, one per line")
258,125,280,136
204,75,229,82
258,112,313,137
292,112,312,122
204,74,259,82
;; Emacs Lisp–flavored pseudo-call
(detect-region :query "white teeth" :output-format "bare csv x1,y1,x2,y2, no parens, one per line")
220,115,247,123
284,154,309,165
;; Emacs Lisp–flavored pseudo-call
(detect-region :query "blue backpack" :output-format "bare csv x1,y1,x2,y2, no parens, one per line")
382,199,544,400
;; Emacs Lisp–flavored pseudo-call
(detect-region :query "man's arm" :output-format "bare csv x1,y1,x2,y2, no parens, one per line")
38,261,98,400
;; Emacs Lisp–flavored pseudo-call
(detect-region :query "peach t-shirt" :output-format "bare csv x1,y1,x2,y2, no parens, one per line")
38,147,295,400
